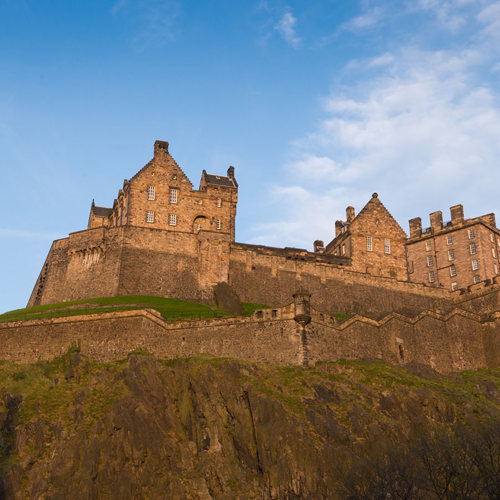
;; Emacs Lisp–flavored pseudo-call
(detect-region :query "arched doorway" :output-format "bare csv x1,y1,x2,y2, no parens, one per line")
193,216,209,233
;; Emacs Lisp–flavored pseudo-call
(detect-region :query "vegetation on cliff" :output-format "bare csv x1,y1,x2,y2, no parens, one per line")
1,350,500,498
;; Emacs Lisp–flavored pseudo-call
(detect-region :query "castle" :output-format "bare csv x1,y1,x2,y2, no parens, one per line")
28,140,499,309
2,140,499,372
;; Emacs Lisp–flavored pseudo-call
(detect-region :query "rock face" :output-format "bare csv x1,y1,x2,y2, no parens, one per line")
1,353,500,499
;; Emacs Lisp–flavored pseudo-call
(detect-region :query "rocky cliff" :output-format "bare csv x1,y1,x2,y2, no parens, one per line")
1,350,500,499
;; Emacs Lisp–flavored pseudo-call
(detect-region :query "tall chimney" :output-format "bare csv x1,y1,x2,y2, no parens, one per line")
409,217,422,238
430,211,443,230
335,220,343,237
227,166,235,178
154,140,169,157
450,204,464,224
346,206,355,223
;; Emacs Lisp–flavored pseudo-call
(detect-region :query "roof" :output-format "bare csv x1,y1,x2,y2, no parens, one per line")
92,206,112,218
204,173,237,188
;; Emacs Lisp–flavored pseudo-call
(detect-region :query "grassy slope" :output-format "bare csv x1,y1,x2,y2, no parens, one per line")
0,296,270,323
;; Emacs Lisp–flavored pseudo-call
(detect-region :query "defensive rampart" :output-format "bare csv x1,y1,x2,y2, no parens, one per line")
2,298,499,372
29,226,452,316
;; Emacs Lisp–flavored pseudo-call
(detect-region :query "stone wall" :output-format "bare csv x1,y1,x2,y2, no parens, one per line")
2,301,498,372
228,243,451,315
29,225,451,314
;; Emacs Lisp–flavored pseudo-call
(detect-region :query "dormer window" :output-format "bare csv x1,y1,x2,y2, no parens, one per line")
147,186,155,200
170,189,178,204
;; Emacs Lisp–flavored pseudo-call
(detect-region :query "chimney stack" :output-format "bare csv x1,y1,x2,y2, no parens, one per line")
154,140,169,157
313,240,324,253
346,206,355,223
227,166,235,178
450,204,464,224
335,220,343,237
409,217,422,238
430,211,443,231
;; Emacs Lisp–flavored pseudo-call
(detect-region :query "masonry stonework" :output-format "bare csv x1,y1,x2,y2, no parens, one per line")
15,139,500,371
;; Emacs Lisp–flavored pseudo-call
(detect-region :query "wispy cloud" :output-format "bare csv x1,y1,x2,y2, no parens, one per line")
110,0,180,50
343,6,383,31
252,1,500,248
275,9,301,48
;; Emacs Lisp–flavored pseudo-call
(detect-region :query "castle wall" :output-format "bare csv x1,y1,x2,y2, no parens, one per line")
306,312,490,371
228,243,451,315
1,307,499,372
28,228,124,306
0,310,301,366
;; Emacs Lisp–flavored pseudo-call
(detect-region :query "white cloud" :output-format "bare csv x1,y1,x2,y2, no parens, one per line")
344,7,383,31
253,42,500,247
275,10,301,48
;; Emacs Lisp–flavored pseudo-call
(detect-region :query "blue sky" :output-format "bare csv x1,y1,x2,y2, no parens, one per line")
1,0,500,312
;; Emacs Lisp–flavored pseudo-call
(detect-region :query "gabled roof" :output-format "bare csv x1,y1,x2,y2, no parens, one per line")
350,193,406,237
203,173,237,188
325,193,406,252
91,205,112,218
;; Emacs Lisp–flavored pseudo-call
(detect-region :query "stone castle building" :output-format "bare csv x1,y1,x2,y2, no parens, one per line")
7,139,500,373
407,206,500,290
28,140,498,312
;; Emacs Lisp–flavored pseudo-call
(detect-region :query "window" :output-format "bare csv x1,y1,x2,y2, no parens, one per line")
451,282,458,291
341,244,346,256
384,238,391,254
492,247,497,258
495,264,498,275
366,236,372,252
472,259,479,271
468,228,475,239
448,249,455,261
169,189,178,204
490,233,494,243
429,271,435,283
216,219,221,230
168,214,177,226
497,238,500,247
217,198,222,208
474,275,481,284
447,235,453,245
425,240,432,251
146,211,154,223
470,243,477,255
450,265,457,277
147,186,155,200
195,222,200,231
427,255,434,267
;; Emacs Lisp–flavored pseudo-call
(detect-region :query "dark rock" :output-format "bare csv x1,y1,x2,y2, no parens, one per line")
213,282,245,315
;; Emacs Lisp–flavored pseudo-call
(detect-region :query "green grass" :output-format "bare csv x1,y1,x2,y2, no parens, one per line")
241,302,271,315
0,295,271,323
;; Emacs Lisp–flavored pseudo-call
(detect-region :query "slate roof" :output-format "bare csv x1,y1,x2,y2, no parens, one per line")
204,173,237,188
92,206,113,218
